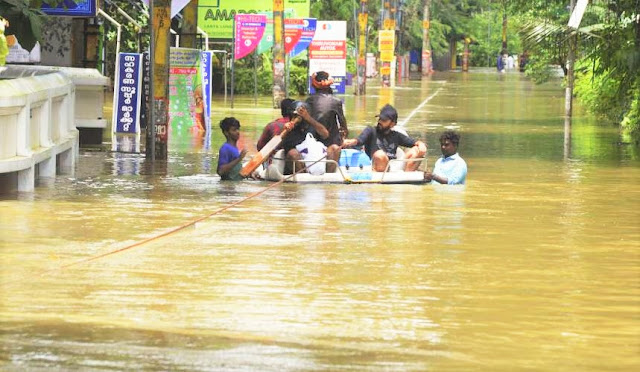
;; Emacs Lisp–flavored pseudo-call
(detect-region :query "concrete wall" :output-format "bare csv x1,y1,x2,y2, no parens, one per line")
0,70,78,192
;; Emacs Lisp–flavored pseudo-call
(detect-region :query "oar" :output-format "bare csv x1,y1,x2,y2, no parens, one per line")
239,116,301,177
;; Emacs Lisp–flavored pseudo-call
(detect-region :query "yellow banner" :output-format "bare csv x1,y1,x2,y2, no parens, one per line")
358,13,367,29
378,30,395,62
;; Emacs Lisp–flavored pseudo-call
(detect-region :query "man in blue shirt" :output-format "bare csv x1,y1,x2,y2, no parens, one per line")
425,130,467,185
217,117,247,181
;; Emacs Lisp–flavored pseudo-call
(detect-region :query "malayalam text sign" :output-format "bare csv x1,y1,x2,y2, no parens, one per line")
112,53,143,134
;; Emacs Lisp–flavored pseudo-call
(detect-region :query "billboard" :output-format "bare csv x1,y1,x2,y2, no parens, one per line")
198,0,309,40
309,21,347,94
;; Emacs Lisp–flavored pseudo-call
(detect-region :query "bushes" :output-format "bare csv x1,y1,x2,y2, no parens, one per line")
229,52,310,96
574,59,639,135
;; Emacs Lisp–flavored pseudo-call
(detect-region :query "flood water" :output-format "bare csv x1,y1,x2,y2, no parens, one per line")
1,70,639,371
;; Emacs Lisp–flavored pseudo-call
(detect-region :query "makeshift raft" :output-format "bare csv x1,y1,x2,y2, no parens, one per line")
256,149,428,185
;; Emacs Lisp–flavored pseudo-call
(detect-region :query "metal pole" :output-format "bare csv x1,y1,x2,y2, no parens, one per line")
231,17,235,109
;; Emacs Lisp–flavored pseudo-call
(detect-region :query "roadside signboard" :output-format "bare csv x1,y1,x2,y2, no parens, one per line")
112,53,143,134
308,20,347,94
284,18,304,55
290,18,317,57
234,14,267,59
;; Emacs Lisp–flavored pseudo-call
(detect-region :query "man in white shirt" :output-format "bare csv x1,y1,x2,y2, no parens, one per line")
424,130,467,185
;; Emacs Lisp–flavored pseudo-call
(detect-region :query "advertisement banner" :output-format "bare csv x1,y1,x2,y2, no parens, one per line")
308,21,347,94
112,53,142,134
284,18,304,55
255,12,274,54
169,48,206,137
234,14,267,59
198,0,309,40
379,30,395,63
255,9,296,55
290,18,316,57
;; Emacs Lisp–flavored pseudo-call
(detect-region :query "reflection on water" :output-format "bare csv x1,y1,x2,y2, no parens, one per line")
432,186,466,245
1,70,639,371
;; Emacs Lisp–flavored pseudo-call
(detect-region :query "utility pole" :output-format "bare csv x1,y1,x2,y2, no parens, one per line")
565,0,577,158
181,0,198,49
356,0,368,95
462,37,470,72
421,0,432,76
272,0,286,108
147,0,171,161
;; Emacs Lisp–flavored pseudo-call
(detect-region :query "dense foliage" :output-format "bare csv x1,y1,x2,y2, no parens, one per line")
516,0,640,135
2,0,636,135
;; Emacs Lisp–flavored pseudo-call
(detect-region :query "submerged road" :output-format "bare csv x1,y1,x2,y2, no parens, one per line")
1,70,639,371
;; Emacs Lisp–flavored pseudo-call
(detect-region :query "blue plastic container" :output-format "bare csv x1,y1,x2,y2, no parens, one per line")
339,149,372,168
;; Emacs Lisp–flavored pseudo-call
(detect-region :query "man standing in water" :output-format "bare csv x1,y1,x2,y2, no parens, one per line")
424,130,467,185
342,104,426,172
306,71,349,172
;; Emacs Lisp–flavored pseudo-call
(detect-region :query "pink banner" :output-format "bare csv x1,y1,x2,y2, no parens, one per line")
234,14,267,60
284,18,304,55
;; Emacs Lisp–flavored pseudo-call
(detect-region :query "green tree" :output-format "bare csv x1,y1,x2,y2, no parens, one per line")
518,0,640,135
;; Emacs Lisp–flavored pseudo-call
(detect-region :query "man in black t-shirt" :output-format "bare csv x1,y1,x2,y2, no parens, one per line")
343,104,426,172
306,71,348,172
